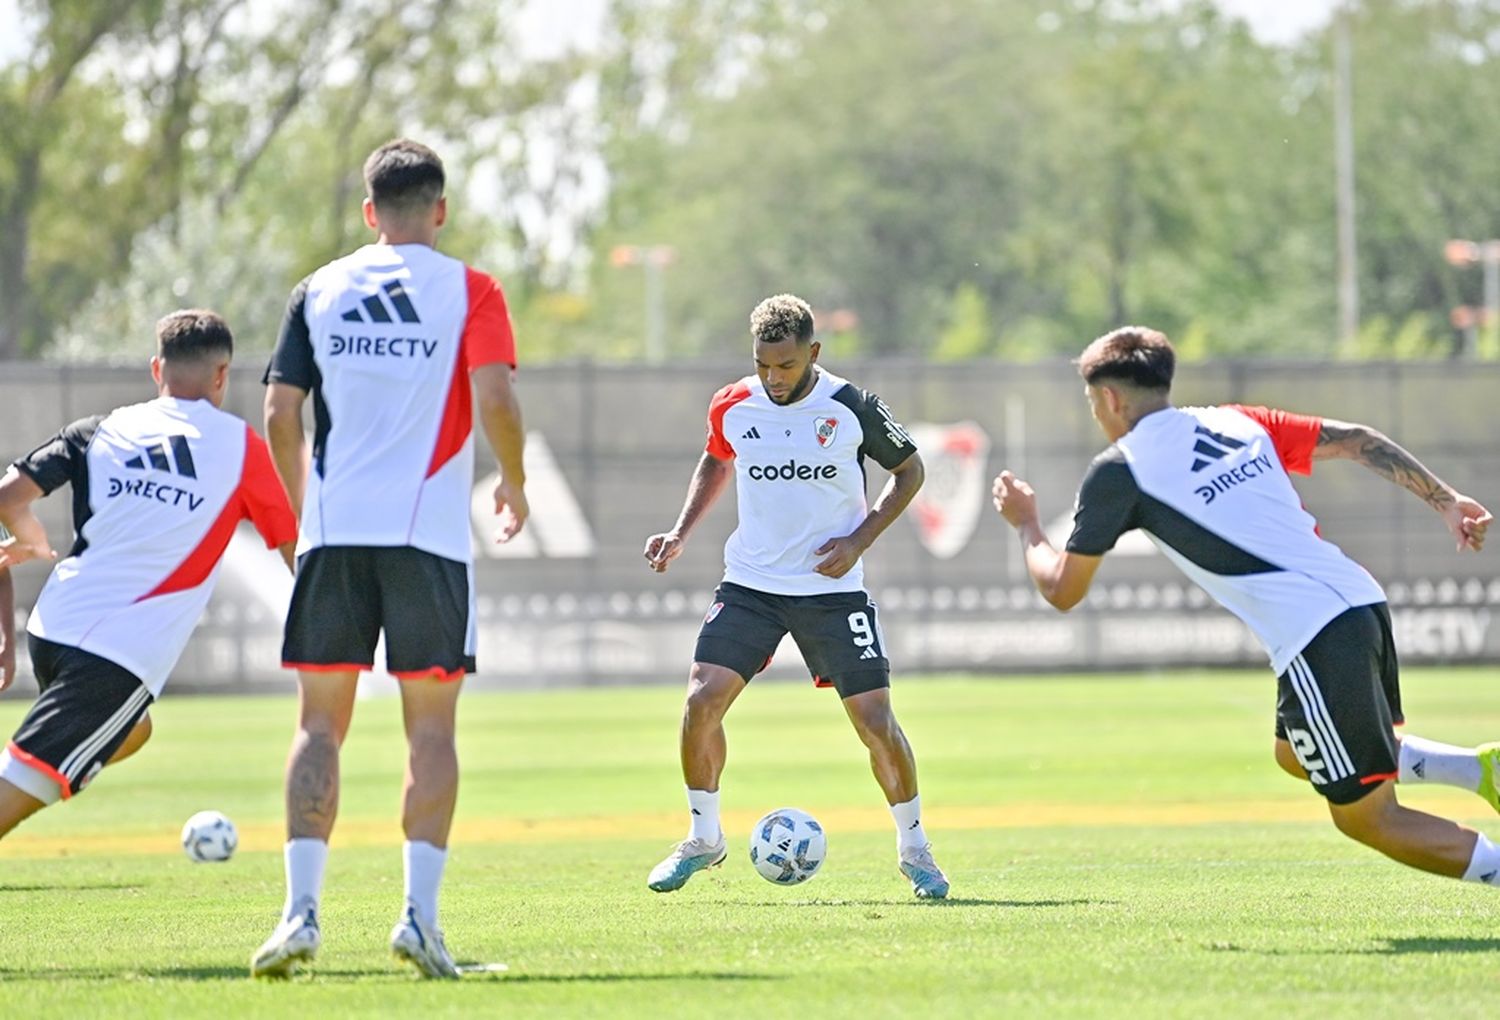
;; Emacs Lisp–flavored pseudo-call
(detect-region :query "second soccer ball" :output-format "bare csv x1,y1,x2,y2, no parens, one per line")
749,807,826,885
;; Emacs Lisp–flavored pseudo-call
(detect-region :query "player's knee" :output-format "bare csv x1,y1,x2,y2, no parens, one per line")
1328,792,1396,846
683,674,735,726
407,721,456,759
851,707,901,751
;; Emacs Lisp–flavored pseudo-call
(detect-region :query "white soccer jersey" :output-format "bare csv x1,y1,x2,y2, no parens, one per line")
264,243,516,562
15,398,298,695
1066,404,1385,674
704,368,916,595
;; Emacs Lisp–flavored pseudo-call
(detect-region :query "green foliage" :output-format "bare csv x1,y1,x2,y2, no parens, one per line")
9,0,1500,362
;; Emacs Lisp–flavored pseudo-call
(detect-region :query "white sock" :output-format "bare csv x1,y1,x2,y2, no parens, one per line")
1462,833,1500,885
1398,734,1481,791
403,840,447,927
890,795,928,852
282,838,328,921
687,787,721,843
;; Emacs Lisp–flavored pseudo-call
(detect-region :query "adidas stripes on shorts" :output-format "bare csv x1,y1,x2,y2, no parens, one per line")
1274,603,1403,805
693,581,890,698
1,634,153,802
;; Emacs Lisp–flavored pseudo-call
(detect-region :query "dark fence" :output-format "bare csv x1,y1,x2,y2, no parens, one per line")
2,358,1497,692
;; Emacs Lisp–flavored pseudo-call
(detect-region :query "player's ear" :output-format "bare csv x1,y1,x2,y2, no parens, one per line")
149,356,163,387
808,339,821,364
433,196,448,229
362,198,379,231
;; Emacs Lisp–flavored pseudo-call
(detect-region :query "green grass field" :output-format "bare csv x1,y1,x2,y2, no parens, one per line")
3,670,1500,1018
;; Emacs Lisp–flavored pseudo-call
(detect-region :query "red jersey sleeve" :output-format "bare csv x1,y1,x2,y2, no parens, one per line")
240,428,299,548
705,382,751,460
462,267,517,371
1228,404,1323,476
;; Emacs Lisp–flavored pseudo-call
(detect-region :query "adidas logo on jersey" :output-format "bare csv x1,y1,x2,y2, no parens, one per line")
340,280,421,324
123,437,196,478
741,427,762,440
1189,425,1247,473
859,646,880,660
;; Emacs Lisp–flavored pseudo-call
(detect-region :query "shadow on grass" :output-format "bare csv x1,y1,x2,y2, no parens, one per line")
496,971,779,985
0,882,143,893
735,897,1110,909
1205,937,1500,956
0,965,780,985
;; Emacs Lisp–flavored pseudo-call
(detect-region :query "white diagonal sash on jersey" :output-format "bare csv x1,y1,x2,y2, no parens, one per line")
59,685,150,783
1288,655,1354,780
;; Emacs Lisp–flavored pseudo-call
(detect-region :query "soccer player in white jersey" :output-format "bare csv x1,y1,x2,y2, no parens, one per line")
993,326,1500,888
252,139,528,979
642,294,949,899
0,310,297,839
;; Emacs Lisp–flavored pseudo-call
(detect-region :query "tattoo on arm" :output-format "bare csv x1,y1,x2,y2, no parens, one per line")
1317,422,1454,510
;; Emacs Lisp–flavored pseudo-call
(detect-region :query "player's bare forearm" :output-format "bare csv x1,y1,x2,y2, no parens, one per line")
850,453,924,551
473,364,527,487
1017,519,1070,607
671,453,732,539
1314,419,1456,511
0,468,53,566
993,470,1101,610
264,384,309,518
0,567,14,690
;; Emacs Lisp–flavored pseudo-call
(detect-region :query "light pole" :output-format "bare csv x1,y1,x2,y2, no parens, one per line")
610,244,676,363
1445,239,1500,358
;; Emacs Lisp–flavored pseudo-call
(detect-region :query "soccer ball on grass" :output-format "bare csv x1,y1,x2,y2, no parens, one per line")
181,810,238,863
749,807,826,885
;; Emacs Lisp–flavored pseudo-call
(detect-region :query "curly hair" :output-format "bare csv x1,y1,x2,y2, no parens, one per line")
750,294,815,345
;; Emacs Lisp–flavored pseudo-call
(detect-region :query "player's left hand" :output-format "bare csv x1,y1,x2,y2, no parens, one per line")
1443,493,1492,552
813,534,866,578
992,471,1039,529
0,534,55,568
493,478,529,543
0,635,13,692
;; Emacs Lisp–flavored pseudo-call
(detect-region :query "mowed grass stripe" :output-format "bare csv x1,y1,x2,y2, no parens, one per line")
3,794,1490,859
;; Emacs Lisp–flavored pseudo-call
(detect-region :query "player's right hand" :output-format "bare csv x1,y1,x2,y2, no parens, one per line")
0,636,13,692
643,531,684,573
493,478,529,543
1444,493,1492,552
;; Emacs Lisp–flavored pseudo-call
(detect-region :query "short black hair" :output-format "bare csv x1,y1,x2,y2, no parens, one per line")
363,139,445,215
156,309,233,363
750,294,815,345
1077,326,1174,391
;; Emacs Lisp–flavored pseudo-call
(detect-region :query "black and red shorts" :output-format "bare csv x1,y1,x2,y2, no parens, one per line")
282,546,476,680
1275,603,1403,805
693,582,890,699
4,634,153,800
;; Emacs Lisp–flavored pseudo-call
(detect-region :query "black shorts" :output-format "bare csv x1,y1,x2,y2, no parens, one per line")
282,546,476,680
693,582,891,699
1275,603,1403,805
6,635,153,799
